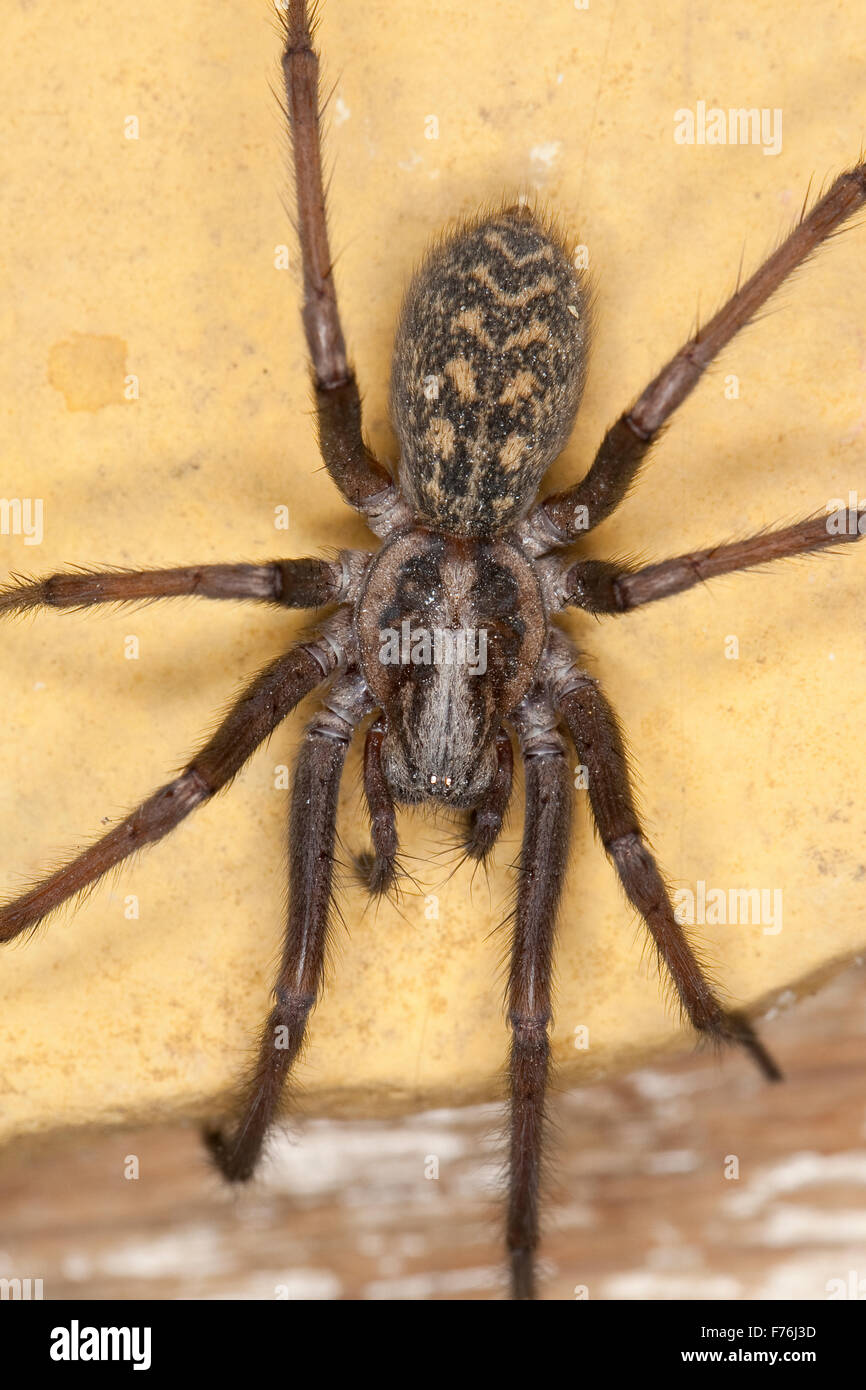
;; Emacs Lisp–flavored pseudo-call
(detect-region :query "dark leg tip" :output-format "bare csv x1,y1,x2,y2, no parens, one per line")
202,1126,256,1185
509,1247,536,1301
727,1011,784,1083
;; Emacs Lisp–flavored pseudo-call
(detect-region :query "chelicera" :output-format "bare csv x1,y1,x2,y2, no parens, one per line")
2,2,865,1299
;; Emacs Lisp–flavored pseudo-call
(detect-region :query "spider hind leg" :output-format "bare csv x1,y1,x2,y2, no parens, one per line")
206,669,373,1184
547,634,782,1082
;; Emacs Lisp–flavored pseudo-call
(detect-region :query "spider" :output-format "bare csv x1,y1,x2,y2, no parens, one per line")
2,0,865,1301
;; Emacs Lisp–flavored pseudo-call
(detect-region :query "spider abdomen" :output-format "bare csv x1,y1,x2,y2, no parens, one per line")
390,205,590,537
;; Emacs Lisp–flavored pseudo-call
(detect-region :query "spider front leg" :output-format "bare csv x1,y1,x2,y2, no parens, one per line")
206,670,374,1182
506,694,574,1300
0,553,368,616
546,636,781,1080
0,615,350,941
280,1,406,530
554,510,866,614
520,160,866,549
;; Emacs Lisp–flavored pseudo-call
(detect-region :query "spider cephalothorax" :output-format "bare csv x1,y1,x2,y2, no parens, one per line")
2,1,865,1301
356,526,546,808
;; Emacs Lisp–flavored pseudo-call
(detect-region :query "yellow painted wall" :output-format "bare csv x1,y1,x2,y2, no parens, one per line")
1,0,865,1144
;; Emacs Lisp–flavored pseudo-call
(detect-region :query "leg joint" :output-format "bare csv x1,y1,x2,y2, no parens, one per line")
509,1010,551,1037
274,989,316,1024
605,829,642,856
623,411,654,444
171,768,213,809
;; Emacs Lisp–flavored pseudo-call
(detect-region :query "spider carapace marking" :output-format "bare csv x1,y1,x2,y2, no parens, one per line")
356,528,545,805
2,0,865,1301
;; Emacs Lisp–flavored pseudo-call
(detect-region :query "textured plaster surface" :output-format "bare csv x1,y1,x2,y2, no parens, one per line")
1,0,865,1144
